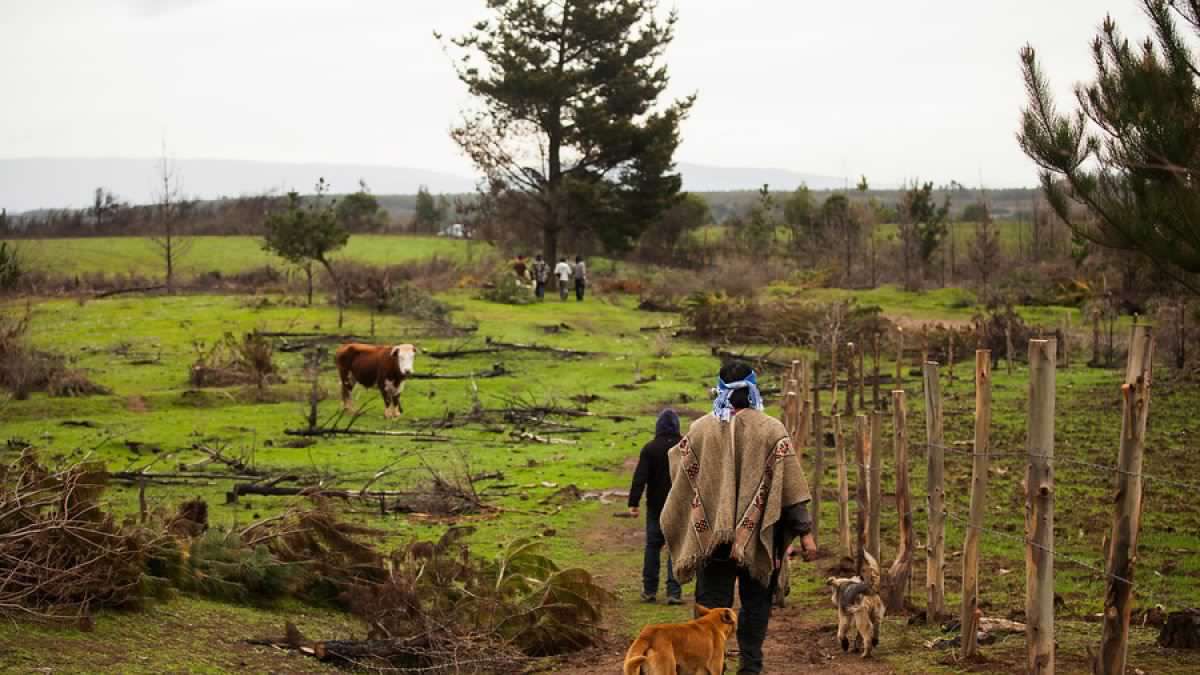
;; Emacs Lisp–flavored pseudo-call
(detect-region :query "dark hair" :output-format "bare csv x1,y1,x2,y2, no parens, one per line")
559,257,566,262
575,256,582,262
719,361,754,409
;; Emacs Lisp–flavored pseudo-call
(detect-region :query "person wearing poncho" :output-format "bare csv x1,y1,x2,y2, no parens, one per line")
660,361,816,674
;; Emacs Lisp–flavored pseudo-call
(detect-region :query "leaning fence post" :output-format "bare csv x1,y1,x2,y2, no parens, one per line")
834,414,851,557
1097,325,1153,675
923,361,945,623
962,350,992,659
883,390,913,613
895,327,904,391
867,412,883,563
1026,338,1057,675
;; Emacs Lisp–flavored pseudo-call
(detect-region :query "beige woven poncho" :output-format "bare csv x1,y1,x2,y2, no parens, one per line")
660,409,810,586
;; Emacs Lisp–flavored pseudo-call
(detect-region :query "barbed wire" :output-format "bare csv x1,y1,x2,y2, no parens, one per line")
941,509,1136,587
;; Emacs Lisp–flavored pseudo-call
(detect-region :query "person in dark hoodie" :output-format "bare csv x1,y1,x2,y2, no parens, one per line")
628,409,684,604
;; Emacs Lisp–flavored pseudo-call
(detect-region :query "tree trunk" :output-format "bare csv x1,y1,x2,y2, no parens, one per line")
319,258,344,329
165,226,175,295
305,264,314,305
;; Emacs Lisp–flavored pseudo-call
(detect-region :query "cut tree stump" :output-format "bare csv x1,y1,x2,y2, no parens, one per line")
1159,609,1200,649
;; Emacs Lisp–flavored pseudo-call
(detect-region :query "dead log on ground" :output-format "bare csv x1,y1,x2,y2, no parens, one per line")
93,285,165,299
427,337,596,359
710,347,791,370
284,428,453,442
410,363,510,380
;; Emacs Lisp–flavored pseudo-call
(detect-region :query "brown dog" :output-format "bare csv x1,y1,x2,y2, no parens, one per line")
623,604,736,675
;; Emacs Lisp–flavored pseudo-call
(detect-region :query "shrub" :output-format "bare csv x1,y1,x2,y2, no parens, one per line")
0,242,21,291
189,332,279,390
480,272,537,305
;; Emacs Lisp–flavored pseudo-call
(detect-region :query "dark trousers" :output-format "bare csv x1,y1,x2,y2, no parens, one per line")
559,282,569,300
695,548,777,674
644,514,681,599
575,279,585,301
535,281,545,300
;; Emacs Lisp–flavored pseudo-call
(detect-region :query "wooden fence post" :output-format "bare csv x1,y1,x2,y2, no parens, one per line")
1006,319,1016,375
858,343,867,410
811,367,825,547
883,390,913,613
923,361,945,623
961,350,992,659
867,412,883,564
855,414,869,568
846,343,857,417
1096,325,1153,674
834,414,851,556
1026,338,1057,675
1092,309,1101,367
872,332,881,411
895,328,904,390
1063,313,1071,369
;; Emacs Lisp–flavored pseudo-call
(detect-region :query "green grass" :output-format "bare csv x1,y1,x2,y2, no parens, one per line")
4,235,489,280
1,285,1197,673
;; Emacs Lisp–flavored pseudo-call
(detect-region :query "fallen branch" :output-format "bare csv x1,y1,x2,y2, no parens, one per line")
427,337,597,359
111,470,267,483
192,443,266,476
410,363,511,380
510,431,577,445
93,285,165,299
710,346,792,370
284,428,453,442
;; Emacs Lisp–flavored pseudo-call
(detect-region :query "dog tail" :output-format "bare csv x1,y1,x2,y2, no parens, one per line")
623,655,647,675
863,550,881,592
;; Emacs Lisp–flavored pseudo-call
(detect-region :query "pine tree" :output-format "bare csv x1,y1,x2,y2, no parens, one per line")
1019,0,1200,292
442,0,694,262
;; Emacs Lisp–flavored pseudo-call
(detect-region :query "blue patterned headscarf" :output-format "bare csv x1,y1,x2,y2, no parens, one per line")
712,370,764,422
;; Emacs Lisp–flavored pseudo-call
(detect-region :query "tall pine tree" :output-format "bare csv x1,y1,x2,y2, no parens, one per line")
1019,0,1200,292
441,0,694,262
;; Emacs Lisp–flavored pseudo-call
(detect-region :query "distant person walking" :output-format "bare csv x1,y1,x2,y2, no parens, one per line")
531,254,549,300
572,256,587,301
629,409,684,605
554,257,572,301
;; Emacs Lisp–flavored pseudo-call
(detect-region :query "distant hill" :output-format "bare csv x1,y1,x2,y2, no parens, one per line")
0,158,479,213
2,157,861,214
676,162,846,192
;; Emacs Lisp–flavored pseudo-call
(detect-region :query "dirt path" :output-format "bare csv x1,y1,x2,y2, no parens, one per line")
544,460,899,674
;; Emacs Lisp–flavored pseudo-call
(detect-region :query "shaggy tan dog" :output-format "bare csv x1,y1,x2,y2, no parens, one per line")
827,551,885,658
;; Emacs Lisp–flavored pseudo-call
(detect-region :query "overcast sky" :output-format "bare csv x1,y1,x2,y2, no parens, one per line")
0,0,1156,188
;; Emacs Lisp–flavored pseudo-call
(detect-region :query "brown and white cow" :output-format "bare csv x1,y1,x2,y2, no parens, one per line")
335,343,416,419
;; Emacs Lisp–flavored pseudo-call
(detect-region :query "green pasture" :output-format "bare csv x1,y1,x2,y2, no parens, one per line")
4,235,488,280
1,286,1197,673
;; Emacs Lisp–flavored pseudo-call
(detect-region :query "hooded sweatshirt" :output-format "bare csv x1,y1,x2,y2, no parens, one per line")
628,409,682,518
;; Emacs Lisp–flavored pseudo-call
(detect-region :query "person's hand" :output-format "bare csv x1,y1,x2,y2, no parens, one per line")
800,533,818,562
629,507,639,518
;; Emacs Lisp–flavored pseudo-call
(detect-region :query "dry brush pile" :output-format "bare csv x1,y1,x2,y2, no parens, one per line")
0,450,611,673
0,304,109,399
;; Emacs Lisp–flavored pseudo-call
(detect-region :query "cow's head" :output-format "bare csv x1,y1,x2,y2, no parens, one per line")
391,344,416,376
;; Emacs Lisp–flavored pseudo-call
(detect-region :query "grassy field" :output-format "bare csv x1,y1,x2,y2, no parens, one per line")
4,235,490,280
1,272,1197,671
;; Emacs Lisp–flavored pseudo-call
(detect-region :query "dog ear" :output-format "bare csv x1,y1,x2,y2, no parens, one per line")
694,603,711,618
721,609,737,625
